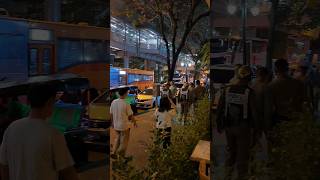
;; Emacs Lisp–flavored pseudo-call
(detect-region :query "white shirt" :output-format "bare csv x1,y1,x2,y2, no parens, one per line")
154,109,176,129
110,98,133,131
0,117,74,180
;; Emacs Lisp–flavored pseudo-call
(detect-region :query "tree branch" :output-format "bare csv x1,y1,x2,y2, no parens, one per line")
169,1,178,62
156,0,171,72
191,10,211,29
175,10,210,62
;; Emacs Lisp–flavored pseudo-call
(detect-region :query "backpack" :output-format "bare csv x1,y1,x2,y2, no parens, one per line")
224,86,251,126
161,89,169,97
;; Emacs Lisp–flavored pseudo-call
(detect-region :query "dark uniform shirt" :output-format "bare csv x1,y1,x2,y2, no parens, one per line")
264,76,304,128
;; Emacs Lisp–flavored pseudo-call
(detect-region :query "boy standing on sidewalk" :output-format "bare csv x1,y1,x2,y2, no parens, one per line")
110,88,137,158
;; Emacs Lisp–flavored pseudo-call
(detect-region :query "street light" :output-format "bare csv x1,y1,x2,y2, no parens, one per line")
241,0,248,65
250,5,260,16
180,62,192,82
227,0,261,65
227,4,237,15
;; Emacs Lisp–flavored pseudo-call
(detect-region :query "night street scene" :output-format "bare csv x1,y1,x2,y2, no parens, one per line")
110,0,210,180
211,0,320,180
0,0,320,180
0,0,108,180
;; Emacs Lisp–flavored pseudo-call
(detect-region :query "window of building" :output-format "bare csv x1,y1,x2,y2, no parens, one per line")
29,48,38,76
84,40,108,62
58,39,107,70
42,48,51,74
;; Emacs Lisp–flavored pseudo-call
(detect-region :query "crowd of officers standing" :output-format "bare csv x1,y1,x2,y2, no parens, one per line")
215,59,319,180
160,80,207,122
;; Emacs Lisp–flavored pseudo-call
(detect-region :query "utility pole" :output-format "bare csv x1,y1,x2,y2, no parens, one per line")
267,0,279,70
241,0,247,65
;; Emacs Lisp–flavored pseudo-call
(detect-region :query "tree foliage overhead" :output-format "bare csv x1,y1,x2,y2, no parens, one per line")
276,0,320,30
0,0,44,19
184,16,210,80
123,0,210,81
61,0,107,27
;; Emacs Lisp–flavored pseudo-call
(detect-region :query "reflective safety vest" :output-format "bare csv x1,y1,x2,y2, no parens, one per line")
161,90,169,97
224,87,250,120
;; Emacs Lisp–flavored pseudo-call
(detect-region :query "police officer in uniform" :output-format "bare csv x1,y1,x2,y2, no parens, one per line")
265,59,304,128
180,83,189,123
216,65,257,180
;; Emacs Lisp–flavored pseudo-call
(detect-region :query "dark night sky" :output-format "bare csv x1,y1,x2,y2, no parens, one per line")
0,0,108,27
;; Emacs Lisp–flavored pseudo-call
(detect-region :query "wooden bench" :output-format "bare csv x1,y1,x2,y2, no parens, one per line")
190,140,211,180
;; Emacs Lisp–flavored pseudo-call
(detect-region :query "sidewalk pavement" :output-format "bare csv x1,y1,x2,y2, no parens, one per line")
110,110,155,169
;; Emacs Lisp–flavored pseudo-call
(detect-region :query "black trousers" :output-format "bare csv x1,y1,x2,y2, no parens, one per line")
171,97,176,105
225,127,251,180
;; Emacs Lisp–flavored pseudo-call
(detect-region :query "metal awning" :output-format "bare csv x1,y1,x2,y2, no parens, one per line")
0,73,89,96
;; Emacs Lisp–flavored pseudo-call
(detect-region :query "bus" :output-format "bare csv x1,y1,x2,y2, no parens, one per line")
210,36,268,66
125,68,154,90
110,67,154,90
0,16,109,90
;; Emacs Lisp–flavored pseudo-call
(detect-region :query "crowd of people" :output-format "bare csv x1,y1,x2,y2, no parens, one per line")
110,79,209,157
154,80,208,148
160,80,207,120
215,59,319,180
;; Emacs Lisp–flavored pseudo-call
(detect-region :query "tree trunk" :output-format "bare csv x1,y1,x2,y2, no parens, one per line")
168,67,175,81
168,53,179,81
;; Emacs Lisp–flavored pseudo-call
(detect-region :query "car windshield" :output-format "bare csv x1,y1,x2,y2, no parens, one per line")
173,74,180,78
141,89,153,95
94,91,110,104
128,86,139,94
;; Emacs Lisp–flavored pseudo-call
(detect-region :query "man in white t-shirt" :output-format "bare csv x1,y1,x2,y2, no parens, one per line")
110,88,136,158
0,83,78,180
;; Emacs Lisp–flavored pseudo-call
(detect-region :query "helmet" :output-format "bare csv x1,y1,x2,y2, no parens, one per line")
238,65,252,79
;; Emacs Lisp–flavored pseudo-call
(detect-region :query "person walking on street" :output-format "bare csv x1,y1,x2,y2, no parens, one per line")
264,59,304,130
110,88,137,158
180,83,189,123
154,97,176,149
252,67,272,130
194,80,205,101
169,82,177,105
215,65,258,180
294,63,314,113
252,67,271,159
0,83,79,180
188,82,195,113
311,65,320,117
